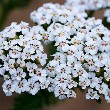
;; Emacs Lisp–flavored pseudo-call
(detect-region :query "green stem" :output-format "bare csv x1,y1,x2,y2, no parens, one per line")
0,7,9,30
88,10,94,17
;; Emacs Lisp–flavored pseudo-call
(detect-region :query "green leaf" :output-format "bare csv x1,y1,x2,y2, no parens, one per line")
11,90,58,110
8,0,31,9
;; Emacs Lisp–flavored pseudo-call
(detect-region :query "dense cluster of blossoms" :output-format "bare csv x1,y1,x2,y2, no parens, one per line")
30,3,87,25
65,0,110,11
1,1,110,104
30,3,110,102
0,22,48,96
41,16,110,102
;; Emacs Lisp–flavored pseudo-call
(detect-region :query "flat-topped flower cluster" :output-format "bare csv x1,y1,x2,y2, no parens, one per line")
43,17,110,102
0,22,48,95
65,0,110,11
1,2,110,103
30,3,87,25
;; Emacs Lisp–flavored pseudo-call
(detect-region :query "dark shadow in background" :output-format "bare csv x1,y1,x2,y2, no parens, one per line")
0,0,31,29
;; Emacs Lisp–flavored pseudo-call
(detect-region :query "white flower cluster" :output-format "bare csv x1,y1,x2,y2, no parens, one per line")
65,0,110,11
30,3,87,25
42,17,110,102
0,22,48,96
104,9,110,23
1,1,110,104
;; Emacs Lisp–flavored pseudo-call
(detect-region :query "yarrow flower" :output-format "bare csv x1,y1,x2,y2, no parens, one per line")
65,0,110,11
30,3,87,25
1,1,110,104
0,22,48,96
33,11,110,102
